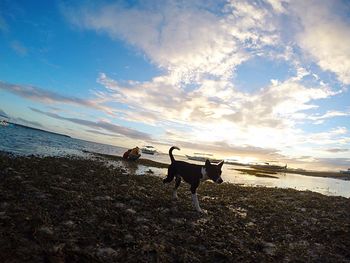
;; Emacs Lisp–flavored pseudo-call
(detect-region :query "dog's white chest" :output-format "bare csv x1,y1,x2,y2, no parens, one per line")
201,167,208,181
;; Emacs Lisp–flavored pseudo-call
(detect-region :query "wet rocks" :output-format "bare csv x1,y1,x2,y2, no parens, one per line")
96,247,118,259
126,208,136,214
93,196,113,201
262,242,277,256
0,152,349,262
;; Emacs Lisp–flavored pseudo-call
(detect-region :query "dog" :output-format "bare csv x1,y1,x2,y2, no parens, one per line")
163,146,224,213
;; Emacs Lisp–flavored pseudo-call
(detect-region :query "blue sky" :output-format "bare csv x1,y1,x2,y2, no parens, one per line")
1,0,350,170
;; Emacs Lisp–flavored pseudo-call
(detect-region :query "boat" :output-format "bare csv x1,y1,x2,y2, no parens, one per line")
250,162,287,171
141,146,157,155
0,120,9,127
340,168,350,174
186,153,222,163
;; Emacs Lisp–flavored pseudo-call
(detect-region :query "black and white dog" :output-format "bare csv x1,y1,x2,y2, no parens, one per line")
163,146,224,213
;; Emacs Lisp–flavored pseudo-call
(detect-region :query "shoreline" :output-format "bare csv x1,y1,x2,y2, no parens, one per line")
89,151,350,180
0,152,349,262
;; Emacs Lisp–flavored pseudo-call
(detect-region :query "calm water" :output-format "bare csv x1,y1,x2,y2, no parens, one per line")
1,124,349,198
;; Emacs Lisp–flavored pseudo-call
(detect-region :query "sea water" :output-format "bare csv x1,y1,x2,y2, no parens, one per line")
1,124,349,198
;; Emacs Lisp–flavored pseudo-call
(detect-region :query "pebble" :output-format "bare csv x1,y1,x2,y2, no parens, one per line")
136,216,149,223
52,243,65,253
263,242,276,256
124,234,134,243
115,202,126,208
38,226,54,236
96,247,118,258
246,222,256,227
130,199,141,205
170,218,184,224
126,208,136,214
93,196,113,201
62,220,75,227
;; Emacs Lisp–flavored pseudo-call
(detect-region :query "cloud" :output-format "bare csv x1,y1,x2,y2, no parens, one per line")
98,72,338,130
94,71,347,161
63,0,285,82
30,107,151,140
265,0,287,13
302,127,350,146
11,40,28,56
312,157,350,170
223,79,337,128
170,139,282,158
85,129,123,138
291,0,350,84
0,108,8,118
325,148,349,153
0,81,115,115
307,110,350,124
41,0,350,169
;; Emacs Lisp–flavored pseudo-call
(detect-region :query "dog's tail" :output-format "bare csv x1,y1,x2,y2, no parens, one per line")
169,146,180,163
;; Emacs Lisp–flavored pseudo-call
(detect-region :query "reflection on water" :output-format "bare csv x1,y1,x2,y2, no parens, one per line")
222,167,350,198
1,124,349,198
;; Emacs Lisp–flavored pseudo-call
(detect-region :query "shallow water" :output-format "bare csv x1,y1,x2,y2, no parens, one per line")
1,124,349,198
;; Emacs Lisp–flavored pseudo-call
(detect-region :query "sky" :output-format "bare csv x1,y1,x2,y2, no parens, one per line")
0,0,350,170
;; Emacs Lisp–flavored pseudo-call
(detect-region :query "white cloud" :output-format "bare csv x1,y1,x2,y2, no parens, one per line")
265,0,287,13
63,0,286,82
302,127,349,146
0,81,116,115
308,110,350,124
96,72,343,158
59,0,350,169
291,0,350,84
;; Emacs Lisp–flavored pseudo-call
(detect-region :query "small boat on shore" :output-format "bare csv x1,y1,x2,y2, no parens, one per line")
250,162,287,171
340,169,350,174
141,146,157,155
0,120,9,127
186,153,222,163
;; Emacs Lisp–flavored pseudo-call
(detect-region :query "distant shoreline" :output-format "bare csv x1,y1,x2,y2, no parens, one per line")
232,167,350,180
87,151,350,181
9,122,71,138
3,124,348,177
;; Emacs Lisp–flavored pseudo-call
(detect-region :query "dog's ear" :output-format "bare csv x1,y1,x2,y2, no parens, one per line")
205,159,211,167
218,160,224,169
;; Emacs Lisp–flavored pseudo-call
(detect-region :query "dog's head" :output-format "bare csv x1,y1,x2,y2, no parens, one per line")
204,160,224,184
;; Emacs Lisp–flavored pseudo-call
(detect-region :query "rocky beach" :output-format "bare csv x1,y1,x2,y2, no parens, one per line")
1,152,349,262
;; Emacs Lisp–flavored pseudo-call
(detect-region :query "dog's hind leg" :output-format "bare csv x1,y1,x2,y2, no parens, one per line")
163,166,175,184
173,176,181,200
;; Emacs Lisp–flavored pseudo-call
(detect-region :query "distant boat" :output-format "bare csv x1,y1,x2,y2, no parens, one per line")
251,162,287,170
186,153,222,163
141,146,157,155
0,120,9,127
340,169,350,174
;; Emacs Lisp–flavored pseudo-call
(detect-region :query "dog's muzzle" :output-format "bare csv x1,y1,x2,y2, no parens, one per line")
216,177,223,184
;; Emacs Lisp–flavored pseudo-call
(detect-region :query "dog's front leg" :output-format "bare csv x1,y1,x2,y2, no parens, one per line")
190,185,204,213
173,176,181,200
